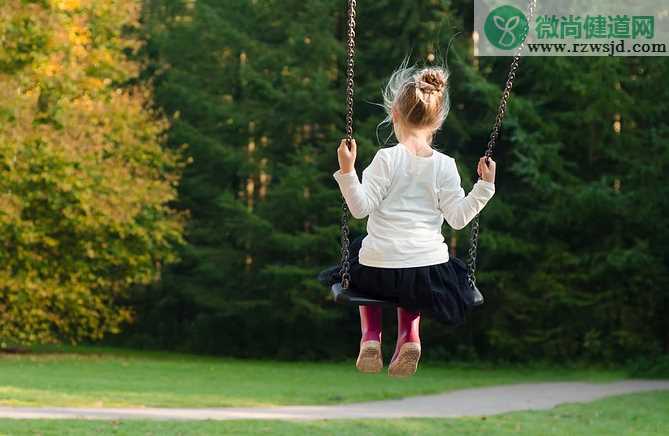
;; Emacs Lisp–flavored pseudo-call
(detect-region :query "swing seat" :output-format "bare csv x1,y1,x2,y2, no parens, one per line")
331,280,483,308
330,282,398,307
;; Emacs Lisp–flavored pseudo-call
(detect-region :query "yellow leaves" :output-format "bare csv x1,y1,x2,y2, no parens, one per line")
54,0,83,11
83,77,104,91
67,22,90,46
36,57,63,78
31,308,46,318
0,0,185,347
65,20,91,60
0,194,23,220
43,237,59,248
71,45,87,59
91,47,115,67
7,1,142,90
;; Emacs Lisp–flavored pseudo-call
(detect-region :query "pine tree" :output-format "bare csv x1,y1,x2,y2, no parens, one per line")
135,0,354,356
128,0,669,362
476,55,669,360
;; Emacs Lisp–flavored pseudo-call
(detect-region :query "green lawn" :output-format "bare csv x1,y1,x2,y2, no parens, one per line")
0,345,627,408
0,391,667,435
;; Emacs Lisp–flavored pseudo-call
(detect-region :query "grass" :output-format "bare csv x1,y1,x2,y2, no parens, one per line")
0,344,628,409
0,391,667,435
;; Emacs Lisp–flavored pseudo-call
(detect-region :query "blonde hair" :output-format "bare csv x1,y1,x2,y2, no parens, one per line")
379,59,450,144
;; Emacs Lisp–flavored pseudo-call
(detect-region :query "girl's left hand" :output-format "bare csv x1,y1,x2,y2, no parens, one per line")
477,156,496,183
337,138,357,174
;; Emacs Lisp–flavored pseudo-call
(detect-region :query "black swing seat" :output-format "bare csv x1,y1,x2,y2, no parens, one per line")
330,282,398,307
331,280,484,308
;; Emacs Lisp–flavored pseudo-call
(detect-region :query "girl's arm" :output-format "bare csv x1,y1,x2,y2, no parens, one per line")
333,142,391,219
437,157,495,230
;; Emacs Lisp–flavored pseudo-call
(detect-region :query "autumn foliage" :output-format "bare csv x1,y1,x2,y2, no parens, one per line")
0,0,186,346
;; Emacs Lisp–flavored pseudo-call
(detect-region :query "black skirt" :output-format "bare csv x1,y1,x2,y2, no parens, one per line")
318,235,476,327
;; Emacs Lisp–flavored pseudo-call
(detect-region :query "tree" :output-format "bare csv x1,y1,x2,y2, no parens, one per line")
126,0,669,363
129,0,480,358
478,55,669,361
0,0,186,347
131,0,353,357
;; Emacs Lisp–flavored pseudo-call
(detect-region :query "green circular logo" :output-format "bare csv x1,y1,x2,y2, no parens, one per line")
484,5,529,50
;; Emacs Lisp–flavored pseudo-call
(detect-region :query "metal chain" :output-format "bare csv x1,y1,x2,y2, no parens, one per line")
336,0,535,291
466,0,536,291
339,0,357,289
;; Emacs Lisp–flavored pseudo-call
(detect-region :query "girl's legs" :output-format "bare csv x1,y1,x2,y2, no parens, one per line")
356,305,383,373
359,305,382,342
388,307,421,377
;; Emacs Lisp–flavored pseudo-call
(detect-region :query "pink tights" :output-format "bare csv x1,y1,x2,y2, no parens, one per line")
359,306,420,358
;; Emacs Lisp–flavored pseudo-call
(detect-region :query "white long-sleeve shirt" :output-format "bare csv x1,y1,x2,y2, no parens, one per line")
333,143,495,268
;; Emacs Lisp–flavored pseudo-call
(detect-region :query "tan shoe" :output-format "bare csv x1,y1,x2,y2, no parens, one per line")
388,342,421,378
356,340,383,373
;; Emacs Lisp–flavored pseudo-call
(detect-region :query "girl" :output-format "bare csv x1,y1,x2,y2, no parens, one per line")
326,65,496,377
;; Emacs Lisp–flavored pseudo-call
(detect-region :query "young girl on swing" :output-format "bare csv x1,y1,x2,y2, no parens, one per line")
331,65,496,377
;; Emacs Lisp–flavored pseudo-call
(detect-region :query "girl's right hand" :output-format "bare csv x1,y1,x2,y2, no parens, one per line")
337,138,357,174
477,156,496,183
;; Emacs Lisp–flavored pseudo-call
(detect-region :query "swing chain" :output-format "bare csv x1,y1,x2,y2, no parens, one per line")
339,0,357,289
466,0,536,291
345,0,357,141
337,0,535,293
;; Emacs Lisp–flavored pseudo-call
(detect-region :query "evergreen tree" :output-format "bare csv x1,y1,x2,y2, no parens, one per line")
480,55,669,360
125,0,669,362
134,0,353,356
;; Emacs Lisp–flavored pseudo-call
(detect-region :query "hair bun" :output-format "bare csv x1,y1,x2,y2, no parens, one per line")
383,62,450,130
415,69,447,96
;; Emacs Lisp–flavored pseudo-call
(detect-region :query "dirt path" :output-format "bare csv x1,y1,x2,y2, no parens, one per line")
0,380,667,421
